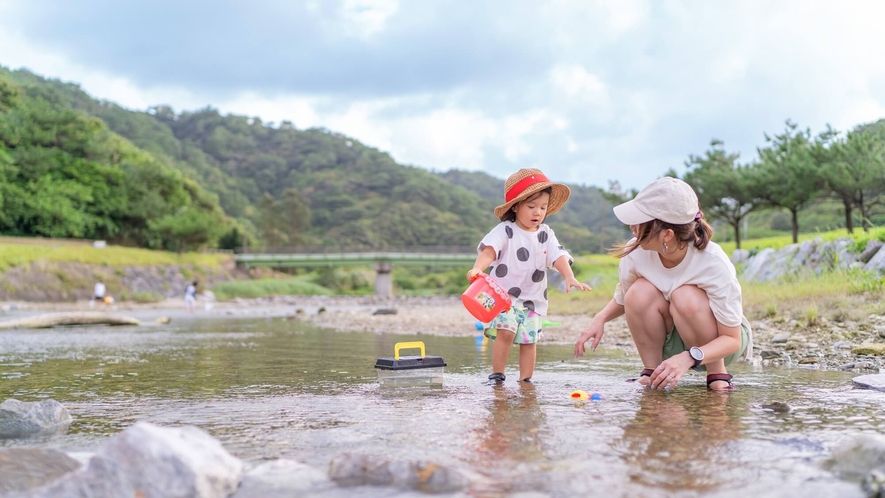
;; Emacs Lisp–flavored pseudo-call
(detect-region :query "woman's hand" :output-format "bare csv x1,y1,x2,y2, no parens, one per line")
648,351,694,390
574,322,604,357
564,276,592,293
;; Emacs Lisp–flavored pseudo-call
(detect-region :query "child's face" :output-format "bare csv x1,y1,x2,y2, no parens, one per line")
512,191,550,231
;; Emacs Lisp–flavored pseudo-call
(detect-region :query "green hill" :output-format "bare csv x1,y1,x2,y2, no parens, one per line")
0,70,227,251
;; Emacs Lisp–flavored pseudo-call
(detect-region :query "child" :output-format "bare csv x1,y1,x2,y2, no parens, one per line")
185,281,198,312
468,168,591,384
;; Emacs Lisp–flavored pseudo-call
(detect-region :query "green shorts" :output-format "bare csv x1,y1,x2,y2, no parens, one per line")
484,305,542,345
662,321,751,370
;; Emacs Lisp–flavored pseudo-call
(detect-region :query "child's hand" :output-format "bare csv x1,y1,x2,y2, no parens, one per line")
564,276,592,293
466,268,482,282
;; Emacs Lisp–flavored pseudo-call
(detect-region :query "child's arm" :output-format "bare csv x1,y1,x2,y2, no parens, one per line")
553,255,591,293
467,245,497,281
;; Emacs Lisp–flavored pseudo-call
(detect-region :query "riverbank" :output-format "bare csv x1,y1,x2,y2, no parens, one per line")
5,292,885,375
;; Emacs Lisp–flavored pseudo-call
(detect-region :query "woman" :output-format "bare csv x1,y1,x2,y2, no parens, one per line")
574,177,752,391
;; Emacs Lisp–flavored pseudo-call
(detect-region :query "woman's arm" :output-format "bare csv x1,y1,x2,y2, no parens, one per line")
696,322,741,366
574,298,625,356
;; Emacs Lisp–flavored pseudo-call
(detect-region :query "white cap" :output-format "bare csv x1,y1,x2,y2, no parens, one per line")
612,177,699,225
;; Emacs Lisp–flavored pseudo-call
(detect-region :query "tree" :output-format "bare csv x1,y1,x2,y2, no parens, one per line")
150,207,225,253
818,127,885,233
683,140,759,249
754,121,822,243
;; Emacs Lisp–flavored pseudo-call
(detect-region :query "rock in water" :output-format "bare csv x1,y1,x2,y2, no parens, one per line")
30,422,243,498
232,460,333,498
853,374,885,392
0,399,72,437
329,453,470,493
0,448,81,495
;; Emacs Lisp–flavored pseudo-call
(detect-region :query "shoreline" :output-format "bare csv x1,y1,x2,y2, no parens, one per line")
3,295,884,374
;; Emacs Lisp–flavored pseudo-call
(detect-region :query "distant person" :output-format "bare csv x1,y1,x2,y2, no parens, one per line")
468,168,592,385
90,281,106,308
574,177,753,391
185,281,198,312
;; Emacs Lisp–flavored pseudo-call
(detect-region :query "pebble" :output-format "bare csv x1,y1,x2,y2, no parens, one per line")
762,401,792,413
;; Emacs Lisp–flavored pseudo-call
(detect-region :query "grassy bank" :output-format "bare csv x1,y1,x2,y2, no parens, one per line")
0,238,229,271
211,276,332,300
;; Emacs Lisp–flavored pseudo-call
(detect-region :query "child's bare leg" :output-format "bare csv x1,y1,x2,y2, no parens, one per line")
518,343,536,381
491,329,515,375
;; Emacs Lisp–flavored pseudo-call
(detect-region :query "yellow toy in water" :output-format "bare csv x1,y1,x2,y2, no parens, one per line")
570,390,589,400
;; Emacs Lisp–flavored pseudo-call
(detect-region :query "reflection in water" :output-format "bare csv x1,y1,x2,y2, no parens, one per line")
470,382,546,495
619,389,747,494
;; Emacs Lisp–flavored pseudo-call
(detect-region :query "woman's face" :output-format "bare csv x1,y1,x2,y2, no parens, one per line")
632,223,670,253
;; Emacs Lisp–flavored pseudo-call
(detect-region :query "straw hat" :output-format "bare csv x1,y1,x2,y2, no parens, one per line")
494,168,571,219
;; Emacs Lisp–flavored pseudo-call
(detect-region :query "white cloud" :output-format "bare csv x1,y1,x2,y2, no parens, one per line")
549,64,607,104
339,0,399,38
3,0,885,191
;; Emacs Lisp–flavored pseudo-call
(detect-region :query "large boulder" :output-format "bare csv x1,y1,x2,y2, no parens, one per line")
0,448,82,495
741,237,859,282
28,422,243,498
0,399,72,437
861,240,885,264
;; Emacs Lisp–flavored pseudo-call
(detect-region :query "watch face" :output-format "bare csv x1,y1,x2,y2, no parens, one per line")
690,347,704,361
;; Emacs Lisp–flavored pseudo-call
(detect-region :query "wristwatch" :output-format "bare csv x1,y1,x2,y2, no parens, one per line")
688,347,704,370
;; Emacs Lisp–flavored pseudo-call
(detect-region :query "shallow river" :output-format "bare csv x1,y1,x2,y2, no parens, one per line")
0,314,882,497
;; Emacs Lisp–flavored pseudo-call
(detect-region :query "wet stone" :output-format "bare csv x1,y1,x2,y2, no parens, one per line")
760,350,781,359
853,374,885,392
833,341,854,350
799,357,819,364
232,460,333,498
761,402,792,414
0,399,72,438
329,453,470,494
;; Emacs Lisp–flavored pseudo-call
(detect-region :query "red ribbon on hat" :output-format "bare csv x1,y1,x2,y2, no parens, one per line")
505,174,550,202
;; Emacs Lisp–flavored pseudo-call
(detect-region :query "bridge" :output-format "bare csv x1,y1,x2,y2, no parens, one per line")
234,246,477,296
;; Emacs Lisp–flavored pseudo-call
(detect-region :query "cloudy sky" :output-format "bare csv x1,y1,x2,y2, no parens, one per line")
1,1,884,189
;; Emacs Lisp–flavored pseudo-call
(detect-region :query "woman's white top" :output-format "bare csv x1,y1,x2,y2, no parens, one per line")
613,240,743,328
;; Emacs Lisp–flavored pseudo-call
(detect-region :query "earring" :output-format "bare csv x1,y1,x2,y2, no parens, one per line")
663,242,669,254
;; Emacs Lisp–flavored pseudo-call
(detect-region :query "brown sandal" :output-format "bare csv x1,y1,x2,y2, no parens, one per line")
628,368,655,383
707,373,735,390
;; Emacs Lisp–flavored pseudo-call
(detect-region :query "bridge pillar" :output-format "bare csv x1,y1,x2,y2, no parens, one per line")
374,262,393,296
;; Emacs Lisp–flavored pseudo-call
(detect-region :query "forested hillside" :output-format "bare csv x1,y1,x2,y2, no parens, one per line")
0,70,227,251
1,66,624,253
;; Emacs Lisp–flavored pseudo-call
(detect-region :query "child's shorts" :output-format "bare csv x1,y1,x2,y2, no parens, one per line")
484,305,543,345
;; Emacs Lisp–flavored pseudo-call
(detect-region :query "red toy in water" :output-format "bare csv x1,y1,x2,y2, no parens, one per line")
462,273,512,322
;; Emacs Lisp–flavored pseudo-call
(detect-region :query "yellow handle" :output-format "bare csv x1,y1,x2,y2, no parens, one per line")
394,341,425,360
